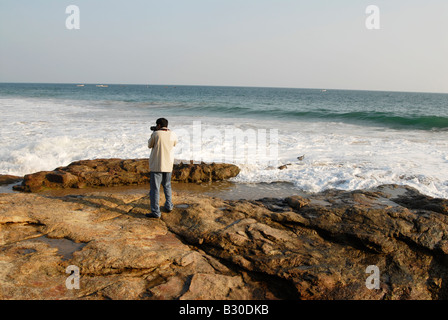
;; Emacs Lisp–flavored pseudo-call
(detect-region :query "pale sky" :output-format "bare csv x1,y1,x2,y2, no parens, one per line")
1,0,447,93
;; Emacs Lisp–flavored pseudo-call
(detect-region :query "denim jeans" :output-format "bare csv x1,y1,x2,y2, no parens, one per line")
149,172,173,217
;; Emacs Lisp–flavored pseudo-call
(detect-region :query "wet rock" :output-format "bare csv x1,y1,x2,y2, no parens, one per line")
0,191,274,300
163,184,448,300
13,158,240,192
1,184,448,300
0,175,22,185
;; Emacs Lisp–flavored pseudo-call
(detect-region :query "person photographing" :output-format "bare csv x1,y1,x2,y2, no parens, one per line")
146,118,178,218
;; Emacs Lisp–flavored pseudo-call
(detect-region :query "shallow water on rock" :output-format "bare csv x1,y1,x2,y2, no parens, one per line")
4,180,305,201
25,235,86,261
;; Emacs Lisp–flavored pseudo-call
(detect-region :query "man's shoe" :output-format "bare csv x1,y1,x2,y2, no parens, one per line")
145,213,160,218
163,207,173,213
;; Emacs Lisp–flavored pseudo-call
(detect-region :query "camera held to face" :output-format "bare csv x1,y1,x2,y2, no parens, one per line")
150,118,168,131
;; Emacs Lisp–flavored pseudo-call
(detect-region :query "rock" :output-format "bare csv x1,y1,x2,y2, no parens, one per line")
13,158,240,192
162,184,448,300
285,195,310,209
1,183,448,300
0,191,273,300
0,175,22,185
179,273,253,300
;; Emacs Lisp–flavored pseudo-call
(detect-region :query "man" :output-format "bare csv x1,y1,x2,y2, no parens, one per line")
146,118,178,218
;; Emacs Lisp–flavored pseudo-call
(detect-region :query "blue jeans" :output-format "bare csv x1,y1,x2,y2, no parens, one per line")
149,172,173,217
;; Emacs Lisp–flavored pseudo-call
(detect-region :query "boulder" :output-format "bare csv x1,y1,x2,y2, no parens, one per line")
13,158,240,192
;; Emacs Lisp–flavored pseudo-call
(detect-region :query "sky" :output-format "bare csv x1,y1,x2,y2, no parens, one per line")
1,0,447,93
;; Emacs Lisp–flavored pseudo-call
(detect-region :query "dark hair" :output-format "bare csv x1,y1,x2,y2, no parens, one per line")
156,118,168,128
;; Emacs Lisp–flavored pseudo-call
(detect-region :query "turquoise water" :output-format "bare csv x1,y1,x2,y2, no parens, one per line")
1,83,447,198
1,83,447,130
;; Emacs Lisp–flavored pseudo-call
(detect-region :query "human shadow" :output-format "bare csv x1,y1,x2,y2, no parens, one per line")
47,192,152,220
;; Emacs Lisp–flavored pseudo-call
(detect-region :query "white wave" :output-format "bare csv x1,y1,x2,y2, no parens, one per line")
1,97,447,199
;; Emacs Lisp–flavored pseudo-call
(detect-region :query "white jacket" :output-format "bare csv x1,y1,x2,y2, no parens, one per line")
148,129,178,172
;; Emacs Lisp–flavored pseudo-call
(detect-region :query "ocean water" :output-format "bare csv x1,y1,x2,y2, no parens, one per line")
1,83,447,198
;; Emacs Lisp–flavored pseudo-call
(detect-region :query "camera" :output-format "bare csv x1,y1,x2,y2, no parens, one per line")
150,126,157,131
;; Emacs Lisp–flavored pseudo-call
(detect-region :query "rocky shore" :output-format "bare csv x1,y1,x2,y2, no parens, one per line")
10,158,240,192
1,159,448,300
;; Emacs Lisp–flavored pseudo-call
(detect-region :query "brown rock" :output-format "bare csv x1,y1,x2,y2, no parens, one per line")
163,184,448,300
1,184,448,300
0,175,22,185
179,273,253,300
13,158,240,192
0,191,275,300
285,196,310,209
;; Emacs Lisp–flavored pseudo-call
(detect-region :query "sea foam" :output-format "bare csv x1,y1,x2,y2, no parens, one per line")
1,97,447,199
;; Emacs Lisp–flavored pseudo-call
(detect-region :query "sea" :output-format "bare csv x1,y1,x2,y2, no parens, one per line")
1,83,447,199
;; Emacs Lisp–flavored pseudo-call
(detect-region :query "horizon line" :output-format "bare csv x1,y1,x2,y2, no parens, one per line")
1,81,447,95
